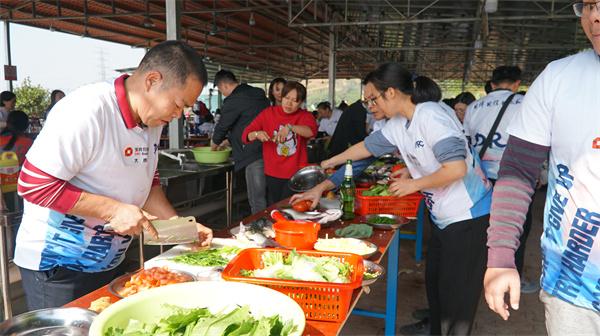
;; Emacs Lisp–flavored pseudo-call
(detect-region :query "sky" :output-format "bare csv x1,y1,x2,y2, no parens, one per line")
0,22,218,110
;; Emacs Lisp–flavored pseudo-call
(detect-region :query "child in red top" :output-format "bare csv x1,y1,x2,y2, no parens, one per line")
242,81,317,205
0,110,33,165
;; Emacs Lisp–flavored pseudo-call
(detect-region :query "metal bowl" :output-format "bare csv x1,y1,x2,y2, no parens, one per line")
362,260,385,286
108,269,196,298
288,165,327,192
0,307,97,336
363,214,411,230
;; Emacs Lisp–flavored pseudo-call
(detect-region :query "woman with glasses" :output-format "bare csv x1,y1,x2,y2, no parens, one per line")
322,62,492,335
242,81,317,205
485,2,600,334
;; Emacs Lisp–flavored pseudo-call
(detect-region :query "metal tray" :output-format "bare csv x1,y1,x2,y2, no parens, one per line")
108,269,196,298
0,307,97,336
288,165,327,192
362,214,411,230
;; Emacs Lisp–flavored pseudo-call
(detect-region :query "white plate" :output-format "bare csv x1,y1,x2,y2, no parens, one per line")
144,238,248,279
89,281,305,336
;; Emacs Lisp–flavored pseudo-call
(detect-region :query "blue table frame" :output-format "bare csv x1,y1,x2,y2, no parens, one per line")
352,199,426,335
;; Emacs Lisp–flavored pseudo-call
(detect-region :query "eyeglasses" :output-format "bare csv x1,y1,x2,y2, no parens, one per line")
573,1,600,17
362,92,383,106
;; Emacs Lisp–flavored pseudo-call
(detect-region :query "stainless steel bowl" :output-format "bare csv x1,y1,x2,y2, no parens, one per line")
288,165,327,192
362,260,385,286
108,269,196,298
363,214,411,230
0,307,97,336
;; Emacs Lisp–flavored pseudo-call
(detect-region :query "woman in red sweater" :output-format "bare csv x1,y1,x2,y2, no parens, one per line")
243,81,317,205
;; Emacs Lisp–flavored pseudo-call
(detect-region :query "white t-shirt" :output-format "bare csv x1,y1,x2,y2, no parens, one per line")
380,102,492,228
507,49,600,312
318,108,343,136
372,119,387,133
464,90,523,179
14,79,162,272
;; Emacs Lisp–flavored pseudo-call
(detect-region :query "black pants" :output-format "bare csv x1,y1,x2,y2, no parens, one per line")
426,215,489,335
266,175,294,205
19,266,119,310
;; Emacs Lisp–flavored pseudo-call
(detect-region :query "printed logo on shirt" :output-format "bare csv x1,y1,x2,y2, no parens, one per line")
415,140,425,149
123,146,150,165
474,132,506,149
124,147,133,157
275,125,297,157
592,137,600,149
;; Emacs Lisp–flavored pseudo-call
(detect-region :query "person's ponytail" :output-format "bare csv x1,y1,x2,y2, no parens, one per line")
411,76,442,104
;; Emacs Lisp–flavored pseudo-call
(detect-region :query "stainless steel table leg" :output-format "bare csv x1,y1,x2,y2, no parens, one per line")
0,215,12,319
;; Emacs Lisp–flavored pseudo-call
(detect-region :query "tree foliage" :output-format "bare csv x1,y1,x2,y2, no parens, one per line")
14,77,49,118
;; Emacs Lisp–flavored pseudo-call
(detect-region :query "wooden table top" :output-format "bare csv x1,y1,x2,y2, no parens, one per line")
64,201,398,336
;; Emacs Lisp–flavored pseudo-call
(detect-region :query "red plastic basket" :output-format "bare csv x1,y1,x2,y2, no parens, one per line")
221,248,364,322
355,188,423,217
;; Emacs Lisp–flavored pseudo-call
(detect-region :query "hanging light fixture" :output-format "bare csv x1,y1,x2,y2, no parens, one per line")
249,12,256,26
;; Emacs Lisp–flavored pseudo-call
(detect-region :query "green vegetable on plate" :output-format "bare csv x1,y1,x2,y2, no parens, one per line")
366,216,397,225
172,246,241,267
104,304,297,336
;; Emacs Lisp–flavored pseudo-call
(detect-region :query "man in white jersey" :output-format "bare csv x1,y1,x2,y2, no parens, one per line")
15,41,213,310
484,2,600,333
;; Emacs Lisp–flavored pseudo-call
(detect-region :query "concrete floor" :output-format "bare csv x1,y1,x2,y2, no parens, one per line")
1,188,548,335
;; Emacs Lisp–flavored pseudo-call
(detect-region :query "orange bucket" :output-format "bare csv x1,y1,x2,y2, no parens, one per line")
271,210,320,249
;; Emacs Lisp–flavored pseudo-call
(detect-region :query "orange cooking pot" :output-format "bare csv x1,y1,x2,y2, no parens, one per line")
270,210,320,250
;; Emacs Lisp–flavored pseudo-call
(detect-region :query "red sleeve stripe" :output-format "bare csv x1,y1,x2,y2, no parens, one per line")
152,170,160,187
18,159,82,214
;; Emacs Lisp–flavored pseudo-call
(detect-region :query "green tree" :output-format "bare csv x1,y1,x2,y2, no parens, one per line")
14,77,49,118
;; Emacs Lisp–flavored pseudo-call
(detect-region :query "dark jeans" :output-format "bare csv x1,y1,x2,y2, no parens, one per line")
19,266,119,310
427,215,489,335
265,175,294,205
245,159,267,214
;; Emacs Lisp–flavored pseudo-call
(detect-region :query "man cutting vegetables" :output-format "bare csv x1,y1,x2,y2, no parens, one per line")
14,41,213,310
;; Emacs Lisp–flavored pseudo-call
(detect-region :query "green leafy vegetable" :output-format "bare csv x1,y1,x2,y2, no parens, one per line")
172,246,241,267
104,304,297,336
241,250,353,283
366,216,397,225
363,271,380,280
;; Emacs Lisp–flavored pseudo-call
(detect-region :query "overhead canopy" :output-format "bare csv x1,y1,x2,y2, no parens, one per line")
0,0,590,86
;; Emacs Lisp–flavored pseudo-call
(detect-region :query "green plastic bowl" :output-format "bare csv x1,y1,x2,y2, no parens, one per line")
191,146,231,164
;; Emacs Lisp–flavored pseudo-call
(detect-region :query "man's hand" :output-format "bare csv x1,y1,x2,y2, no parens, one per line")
321,159,336,169
290,188,322,210
388,177,418,197
107,204,159,238
196,222,213,247
210,141,220,151
484,267,521,321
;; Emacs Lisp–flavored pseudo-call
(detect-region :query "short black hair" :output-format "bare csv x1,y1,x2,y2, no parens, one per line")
316,101,331,110
484,80,493,94
214,69,237,86
0,91,16,107
281,81,307,103
454,92,476,106
136,40,207,87
491,66,521,85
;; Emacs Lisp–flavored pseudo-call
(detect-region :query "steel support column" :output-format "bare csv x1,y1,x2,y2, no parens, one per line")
3,21,13,91
166,0,184,149
328,29,336,105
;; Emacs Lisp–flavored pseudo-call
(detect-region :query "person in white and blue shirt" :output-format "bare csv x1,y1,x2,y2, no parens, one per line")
319,63,492,335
